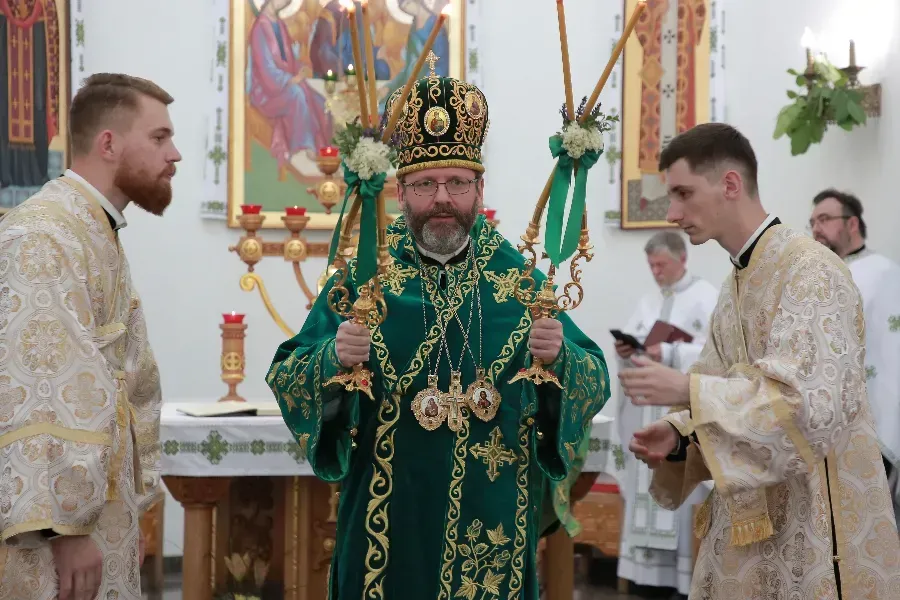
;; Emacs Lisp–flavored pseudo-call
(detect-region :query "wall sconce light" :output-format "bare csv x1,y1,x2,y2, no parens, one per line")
840,40,882,118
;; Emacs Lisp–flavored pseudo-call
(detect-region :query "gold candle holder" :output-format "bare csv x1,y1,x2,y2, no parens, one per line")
509,1,644,388
324,196,387,400
229,207,332,338
307,153,344,214
220,314,247,402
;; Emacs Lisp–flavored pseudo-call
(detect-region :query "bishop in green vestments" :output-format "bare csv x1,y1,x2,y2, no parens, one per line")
266,73,610,600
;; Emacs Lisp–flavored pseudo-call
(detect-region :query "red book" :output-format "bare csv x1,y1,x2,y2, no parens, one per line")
644,320,693,347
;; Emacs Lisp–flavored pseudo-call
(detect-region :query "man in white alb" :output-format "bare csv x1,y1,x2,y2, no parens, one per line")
614,232,718,598
810,189,900,518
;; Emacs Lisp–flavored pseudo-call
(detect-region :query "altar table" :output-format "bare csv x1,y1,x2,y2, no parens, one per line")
161,404,624,600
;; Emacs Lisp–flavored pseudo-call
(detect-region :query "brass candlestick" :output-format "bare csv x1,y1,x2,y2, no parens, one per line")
219,317,248,402
307,154,344,214
510,0,640,387
324,195,388,400
229,211,331,338
511,211,592,388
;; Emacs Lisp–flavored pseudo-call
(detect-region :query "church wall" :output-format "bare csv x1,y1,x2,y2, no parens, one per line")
80,0,899,558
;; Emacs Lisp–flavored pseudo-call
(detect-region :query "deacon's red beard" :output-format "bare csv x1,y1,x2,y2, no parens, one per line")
114,158,175,216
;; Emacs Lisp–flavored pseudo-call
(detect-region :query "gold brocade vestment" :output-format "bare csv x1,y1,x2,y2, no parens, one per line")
651,225,900,599
0,178,162,600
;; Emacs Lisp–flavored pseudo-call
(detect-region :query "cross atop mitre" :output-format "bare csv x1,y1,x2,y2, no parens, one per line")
425,51,440,77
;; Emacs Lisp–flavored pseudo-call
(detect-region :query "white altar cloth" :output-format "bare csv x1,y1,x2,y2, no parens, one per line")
161,404,624,479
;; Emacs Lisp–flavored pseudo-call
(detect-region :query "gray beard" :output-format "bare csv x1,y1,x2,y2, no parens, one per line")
420,221,469,254
403,202,478,255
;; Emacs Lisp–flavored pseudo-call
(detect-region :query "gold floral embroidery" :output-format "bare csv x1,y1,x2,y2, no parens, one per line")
488,313,531,386
780,531,817,580
0,464,24,514
380,263,418,296
0,376,26,424
17,316,71,374
386,231,404,250
64,290,92,327
438,405,471,599
61,372,109,420
15,233,64,282
507,422,530,598
454,520,512,600
0,286,22,329
483,268,520,303
97,501,134,544
863,520,900,569
54,465,95,512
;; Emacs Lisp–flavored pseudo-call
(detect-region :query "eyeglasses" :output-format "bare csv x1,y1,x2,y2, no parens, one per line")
401,177,480,198
807,215,850,230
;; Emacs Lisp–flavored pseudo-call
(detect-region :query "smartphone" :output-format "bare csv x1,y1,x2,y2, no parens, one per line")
610,329,645,351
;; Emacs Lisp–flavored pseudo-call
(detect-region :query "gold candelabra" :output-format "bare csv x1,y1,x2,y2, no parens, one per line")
510,0,645,388
229,205,333,338
323,197,390,400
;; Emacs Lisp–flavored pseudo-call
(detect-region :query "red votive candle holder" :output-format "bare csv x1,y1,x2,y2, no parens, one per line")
240,204,262,215
223,312,245,324
285,206,307,216
481,208,496,220
319,146,338,158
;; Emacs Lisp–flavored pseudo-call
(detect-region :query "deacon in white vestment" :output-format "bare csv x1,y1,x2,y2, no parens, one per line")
811,189,900,518
622,123,900,600
615,232,718,596
0,74,181,600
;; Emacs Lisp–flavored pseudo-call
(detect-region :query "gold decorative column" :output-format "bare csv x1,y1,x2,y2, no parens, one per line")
219,313,247,402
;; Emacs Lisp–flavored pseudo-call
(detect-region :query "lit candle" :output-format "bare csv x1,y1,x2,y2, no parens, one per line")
360,0,379,126
581,0,646,121
345,63,356,77
285,206,307,216
319,145,339,157
382,4,452,142
801,27,816,69
223,312,245,324
556,0,575,122
240,204,262,215
339,0,370,127
325,69,338,82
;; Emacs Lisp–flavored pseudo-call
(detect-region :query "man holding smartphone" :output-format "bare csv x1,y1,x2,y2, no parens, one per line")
614,231,718,599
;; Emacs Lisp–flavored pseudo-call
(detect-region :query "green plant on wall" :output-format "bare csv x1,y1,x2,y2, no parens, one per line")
774,57,867,155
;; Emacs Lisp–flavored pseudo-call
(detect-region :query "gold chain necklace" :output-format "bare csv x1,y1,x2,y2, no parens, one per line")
411,243,501,431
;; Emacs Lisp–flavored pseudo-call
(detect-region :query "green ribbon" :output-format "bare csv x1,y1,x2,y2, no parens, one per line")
545,135,600,266
326,163,386,286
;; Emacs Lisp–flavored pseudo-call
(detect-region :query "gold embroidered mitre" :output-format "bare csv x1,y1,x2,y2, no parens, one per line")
383,54,489,177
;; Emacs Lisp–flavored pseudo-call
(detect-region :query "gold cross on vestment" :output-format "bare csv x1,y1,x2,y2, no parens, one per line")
425,51,440,77
470,426,517,482
444,371,467,432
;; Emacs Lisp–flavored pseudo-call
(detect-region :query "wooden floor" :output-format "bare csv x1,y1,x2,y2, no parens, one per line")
144,554,686,600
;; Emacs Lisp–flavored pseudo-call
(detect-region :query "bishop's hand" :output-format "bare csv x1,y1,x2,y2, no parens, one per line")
629,420,680,469
335,321,371,367
529,317,563,363
619,354,690,406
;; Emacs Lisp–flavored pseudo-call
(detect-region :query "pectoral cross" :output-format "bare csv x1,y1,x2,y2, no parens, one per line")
425,51,440,77
444,371,467,432
470,426,517,482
